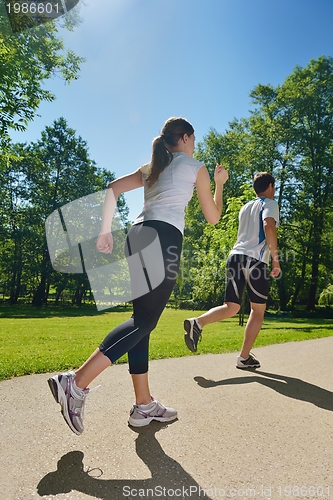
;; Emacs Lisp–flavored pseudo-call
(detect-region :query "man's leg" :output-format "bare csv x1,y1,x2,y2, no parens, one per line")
198,253,245,327
184,254,244,353
236,256,269,368
183,302,240,353
197,302,240,328
239,301,266,359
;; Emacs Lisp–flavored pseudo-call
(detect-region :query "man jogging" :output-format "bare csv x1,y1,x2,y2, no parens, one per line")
184,172,280,369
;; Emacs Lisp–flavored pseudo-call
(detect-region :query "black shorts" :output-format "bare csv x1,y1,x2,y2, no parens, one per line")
225,254,269,305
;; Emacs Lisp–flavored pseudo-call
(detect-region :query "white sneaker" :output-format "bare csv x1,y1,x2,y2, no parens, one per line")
236,353,260,369
48,371,89,435
184,318,202,352
128,397,177,427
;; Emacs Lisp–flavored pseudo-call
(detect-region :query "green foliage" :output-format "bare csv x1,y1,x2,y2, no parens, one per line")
249,57,333,309
1,53,333,311
318,285,333,306
0,118,128,306
181,56,333,311
0,3,84,142
187,187,250,308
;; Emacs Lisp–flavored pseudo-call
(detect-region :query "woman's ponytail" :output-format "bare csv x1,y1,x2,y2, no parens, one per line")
146,135,172,187
146,117,194,187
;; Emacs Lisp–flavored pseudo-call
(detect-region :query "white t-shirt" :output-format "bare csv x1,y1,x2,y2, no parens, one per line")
134,152,204,234
229,197,280,265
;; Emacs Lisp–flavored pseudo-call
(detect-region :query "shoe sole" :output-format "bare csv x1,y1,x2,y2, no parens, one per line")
236,364,260,370
48,377,82,436
128,414,178,427
183,320,196,352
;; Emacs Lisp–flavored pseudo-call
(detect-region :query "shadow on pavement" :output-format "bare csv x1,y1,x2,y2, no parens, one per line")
194,371,333,412
37,420,212,499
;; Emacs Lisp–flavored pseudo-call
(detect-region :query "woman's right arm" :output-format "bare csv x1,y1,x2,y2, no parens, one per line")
107,168,144,199
97,169,143,253
195,164,228,225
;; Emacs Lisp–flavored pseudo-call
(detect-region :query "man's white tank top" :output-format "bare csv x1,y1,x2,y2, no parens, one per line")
229,197,280,265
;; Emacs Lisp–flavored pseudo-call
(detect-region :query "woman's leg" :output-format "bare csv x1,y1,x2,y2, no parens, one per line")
125,221,182,408
131,372,151,405
74,275,176,391
48,221,181,433
74,348,111,389
73,277,174,394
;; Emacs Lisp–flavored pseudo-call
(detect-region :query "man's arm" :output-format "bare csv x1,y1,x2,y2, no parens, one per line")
264,217,281,277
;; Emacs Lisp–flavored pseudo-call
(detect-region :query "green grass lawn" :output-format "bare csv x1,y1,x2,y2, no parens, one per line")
1,304,333,381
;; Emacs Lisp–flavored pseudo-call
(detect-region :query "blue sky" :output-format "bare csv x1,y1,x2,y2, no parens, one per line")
10,0,333,221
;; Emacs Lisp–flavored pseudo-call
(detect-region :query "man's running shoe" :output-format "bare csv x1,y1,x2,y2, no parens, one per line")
128,397,177,427
236,353,261,369
48,371,89,435
184,318,202,352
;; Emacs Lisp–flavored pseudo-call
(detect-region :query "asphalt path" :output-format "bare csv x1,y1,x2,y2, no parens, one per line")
1,337,333,500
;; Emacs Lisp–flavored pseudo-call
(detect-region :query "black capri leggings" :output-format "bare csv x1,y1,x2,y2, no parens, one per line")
99,220,183,374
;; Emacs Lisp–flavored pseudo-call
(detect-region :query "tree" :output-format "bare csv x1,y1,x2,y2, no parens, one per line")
250,56,333,309
0,2,84,149
0,144,38,304
318,284,333,306
189,194,246,308
1,118,128,306
181,56,333,311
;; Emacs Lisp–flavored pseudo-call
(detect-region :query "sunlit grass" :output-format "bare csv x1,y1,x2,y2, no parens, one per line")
1,304,332,381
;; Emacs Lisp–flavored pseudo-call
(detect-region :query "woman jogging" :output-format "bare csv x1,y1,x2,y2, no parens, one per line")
48,117,228,435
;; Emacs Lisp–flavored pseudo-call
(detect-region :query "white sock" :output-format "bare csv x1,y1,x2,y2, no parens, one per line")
73,378,87,395
196,319,202,329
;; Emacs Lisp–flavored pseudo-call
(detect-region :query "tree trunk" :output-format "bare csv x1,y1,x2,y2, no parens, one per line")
306,211,323,311
275,277,288,310
32,248,50,306
9,249,23,305
306,247,321,310
72,279,86,306
55,281,68,303
9,268,19,305
291,240,310,307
